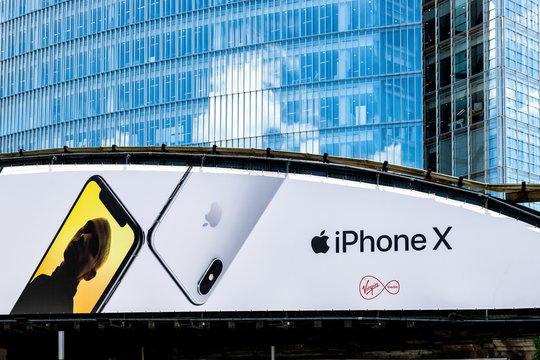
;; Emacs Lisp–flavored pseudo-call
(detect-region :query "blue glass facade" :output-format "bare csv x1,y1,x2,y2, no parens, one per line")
502,8,540,186
0,0,422,167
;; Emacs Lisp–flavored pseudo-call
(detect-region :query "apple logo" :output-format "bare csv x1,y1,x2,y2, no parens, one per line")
203,202,222,228
311,230,330,254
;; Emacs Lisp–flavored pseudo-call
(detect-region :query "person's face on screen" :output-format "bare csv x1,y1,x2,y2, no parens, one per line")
63,222,101,281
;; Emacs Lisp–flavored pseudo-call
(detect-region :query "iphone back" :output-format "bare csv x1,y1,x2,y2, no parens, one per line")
148,167,284,305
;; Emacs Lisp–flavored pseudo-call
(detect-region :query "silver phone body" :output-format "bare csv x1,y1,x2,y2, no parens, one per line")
148,166,284,305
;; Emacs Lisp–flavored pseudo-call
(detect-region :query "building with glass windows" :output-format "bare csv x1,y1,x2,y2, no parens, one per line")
0,0,422,167
423,0,540,187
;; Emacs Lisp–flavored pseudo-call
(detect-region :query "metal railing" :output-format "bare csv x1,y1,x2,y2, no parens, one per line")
2,145,539,202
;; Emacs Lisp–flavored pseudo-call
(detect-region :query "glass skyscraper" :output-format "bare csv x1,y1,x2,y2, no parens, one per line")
0,0,422,167
423,0,540,186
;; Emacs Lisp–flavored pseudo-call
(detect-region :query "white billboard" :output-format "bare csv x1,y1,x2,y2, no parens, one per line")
0,164,539,315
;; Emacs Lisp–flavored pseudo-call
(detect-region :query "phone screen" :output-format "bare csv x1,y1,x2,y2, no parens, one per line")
12,176,141,314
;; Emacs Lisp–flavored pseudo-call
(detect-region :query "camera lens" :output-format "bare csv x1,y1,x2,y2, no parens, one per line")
198,259,223,295
200,282,208,292
212,261,223,273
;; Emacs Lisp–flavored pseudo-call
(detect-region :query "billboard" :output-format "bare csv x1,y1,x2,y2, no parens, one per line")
0,164,539,315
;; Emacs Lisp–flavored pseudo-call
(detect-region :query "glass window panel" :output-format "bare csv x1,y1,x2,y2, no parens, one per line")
439,137,452,174
438,0,450,42
439,46,451,87
454,132,468,176
471,42,484,75
454,40,467,81
472,82,485,123
454,0,466,35
454,87,467,130
439,91,451,134
470,0,483,27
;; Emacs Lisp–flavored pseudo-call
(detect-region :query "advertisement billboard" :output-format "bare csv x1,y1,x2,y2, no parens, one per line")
0,164,539,315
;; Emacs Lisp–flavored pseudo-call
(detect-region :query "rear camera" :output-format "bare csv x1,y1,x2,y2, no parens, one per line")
198,259,223,295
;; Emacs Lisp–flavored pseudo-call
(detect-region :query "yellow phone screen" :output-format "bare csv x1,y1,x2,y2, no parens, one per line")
31,180,135,313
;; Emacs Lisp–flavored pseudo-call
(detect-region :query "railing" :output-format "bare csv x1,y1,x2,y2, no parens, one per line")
1,145,539,205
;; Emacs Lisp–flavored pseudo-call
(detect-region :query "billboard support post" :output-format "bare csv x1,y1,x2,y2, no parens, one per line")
58,330,64,360
271,345,275,360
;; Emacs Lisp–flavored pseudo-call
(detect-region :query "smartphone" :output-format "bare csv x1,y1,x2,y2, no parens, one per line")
148,166,284,305
11,175,143,315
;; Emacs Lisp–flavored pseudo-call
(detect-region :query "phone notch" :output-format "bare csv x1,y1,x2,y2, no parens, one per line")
99,186,129,227
198,259,223,295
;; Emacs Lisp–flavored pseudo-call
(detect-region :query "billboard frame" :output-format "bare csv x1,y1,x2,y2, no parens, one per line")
1,147,540,323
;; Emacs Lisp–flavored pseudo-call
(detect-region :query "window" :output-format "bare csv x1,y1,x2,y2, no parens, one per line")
454,0,466,34
454,41,467,80
438,1,450,42
471,126,485,173
424,6,435,47
471,42,484,75
425,95,436,138
454,50,467,80
454,132,468,176
425,53,436,92
439,91,451,134
454,87,467,130
470,0,483,27
439,137,452,174
439,46,451,87
426,142,436,171
471,83,484,123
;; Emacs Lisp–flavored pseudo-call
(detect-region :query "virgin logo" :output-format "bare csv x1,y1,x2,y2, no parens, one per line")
359,276,400,300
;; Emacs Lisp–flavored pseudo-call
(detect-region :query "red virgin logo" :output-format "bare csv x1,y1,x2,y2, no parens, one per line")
359,275,400,300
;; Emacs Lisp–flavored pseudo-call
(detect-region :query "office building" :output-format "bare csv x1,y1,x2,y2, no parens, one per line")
0,0,422,167
423,0,540,185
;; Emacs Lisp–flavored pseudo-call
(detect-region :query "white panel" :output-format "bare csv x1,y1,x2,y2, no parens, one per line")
0,166,538,314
